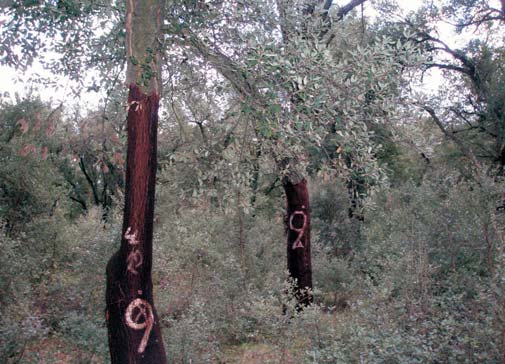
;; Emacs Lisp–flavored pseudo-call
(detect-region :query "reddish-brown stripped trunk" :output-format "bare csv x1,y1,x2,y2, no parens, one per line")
106,85,167,364
105,0,167,362
284,178,313,306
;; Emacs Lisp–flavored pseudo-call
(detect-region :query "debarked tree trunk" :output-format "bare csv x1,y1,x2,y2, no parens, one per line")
106,86,167,364
105,0,168,363
106,85,166,364
283,177,313,307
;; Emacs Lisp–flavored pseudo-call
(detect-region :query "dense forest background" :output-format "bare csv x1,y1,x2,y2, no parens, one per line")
1,0,505,362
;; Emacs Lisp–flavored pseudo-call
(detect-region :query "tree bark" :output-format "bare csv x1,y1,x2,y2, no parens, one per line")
105,0,167,363
106,86,167,364
284,178,313,306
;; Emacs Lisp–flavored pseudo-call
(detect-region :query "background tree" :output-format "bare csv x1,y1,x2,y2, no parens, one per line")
401,0,505,177
163,0,413,307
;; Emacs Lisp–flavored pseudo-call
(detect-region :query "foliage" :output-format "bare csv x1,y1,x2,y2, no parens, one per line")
0,207,117,363
0,97,69,232
348,175,505,363
0,97,125,224
0,0,123,83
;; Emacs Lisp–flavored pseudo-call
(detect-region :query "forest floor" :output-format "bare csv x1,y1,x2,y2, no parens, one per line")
17,337,101,364
223,343,292,364
16,334,311,363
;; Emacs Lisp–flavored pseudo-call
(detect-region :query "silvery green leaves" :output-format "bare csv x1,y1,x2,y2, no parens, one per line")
0,1,122,89
243,19,420,187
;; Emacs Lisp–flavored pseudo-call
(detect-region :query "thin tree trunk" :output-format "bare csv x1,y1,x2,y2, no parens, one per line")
105,0,167,363
249,145,262,210
79,156,101,206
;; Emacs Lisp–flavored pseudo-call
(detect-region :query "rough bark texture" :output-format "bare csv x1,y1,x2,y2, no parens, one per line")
105,85,167,364
284,178,313,306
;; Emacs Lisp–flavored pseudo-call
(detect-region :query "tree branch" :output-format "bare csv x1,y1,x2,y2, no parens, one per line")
448,107,498,138
79,156,100,206
336,0,366,20
456,14,504,28
321,0,333,21
180,29,256,100
69,195,88,211
425,62,472,76
424,34,476,70
411,28,480,86
419,104,482,172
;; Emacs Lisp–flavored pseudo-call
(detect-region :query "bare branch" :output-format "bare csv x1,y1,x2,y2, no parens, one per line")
425,62,472,76
456,13,504,28
180,29,256,100
423,34,475,71
448,107,498,138
419,104,482,172
69,195,88,211
414,30,480,86
336,0,367,20
321,0,333,21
